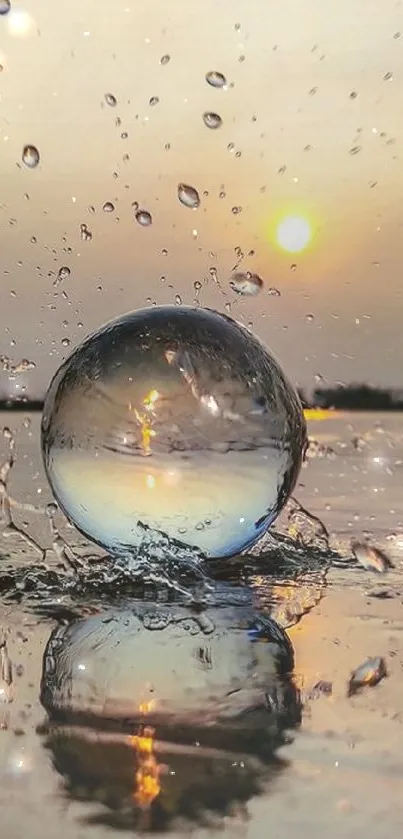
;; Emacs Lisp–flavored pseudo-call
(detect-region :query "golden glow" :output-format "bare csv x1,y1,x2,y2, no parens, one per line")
276,216,312,253
134,389,159,456
303,408,332,421
131,726,161,810
143,389,159,411
6,9,35,38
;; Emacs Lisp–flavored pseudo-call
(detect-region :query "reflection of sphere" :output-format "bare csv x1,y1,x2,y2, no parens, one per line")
41,306,306,558
40,605,301,828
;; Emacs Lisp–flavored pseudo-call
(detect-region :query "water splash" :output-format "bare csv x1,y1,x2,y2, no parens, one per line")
0,423,338,630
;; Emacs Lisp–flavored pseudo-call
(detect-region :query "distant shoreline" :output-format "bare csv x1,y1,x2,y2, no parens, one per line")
0,399,403,414
0,400,44,412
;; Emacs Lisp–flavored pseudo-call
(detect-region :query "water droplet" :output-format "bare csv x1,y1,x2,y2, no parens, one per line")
149,96,159,106
193,280,202,296
349,145,361,155
41,306,306,559
80,223,92,241
305,313,314,323
160,54,170,65
231,206,242,215
105,92,117,106
61,338,70,347
135,209,152,226
22,145,40,169
202,111,222,129
229,271,263,296
205,70,227,88
177,183,200,209
267,287,281,297
383,71,394,82
174,294,182,305
102,201,115,213
349,90,358,99
54,266,71,287
0,1,10,15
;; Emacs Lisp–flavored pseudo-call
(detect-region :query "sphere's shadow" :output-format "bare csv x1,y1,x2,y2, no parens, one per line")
39,601,301,832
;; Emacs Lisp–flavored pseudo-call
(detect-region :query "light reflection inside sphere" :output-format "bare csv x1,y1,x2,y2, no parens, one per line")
41,306,306,558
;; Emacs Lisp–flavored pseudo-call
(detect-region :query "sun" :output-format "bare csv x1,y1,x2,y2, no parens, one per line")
275,216,312,253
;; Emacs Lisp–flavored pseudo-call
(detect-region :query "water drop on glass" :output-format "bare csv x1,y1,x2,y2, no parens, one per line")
149,96,159,106
54,266,71,287
61,338,70,347
102,201,115,213
177,183,200,209
22,145,40,169
202,111,222,129
205,70,227,88
0,1,10,15
174,294,182,305
229,272,263,297
80,223,92,241
306,313,314,323
105,92,117,106
41,305,306,559
231,205,242,215
135,209,152,226
160,54,170,65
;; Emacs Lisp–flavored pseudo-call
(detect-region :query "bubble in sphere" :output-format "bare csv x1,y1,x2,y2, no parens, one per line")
41,306,306,558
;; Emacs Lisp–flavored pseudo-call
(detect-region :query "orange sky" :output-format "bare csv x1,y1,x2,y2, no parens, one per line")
0,0,402,395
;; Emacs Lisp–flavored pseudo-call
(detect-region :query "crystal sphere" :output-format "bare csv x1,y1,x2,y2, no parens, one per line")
41,306,306,558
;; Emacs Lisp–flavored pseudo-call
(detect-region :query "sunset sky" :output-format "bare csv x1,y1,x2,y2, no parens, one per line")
1,0,402,396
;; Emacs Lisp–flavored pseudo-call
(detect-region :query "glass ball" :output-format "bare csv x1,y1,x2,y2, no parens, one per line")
41,306,306,558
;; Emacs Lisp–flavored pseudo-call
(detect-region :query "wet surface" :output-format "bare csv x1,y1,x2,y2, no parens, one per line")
1,411,403,837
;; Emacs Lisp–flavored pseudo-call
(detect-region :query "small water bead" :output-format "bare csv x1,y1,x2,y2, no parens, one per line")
229,271,263,297
22,145,40,169
80,223,92,241
202,111,222,130
177,183,200,209
61,338,70,347
104,92,117,106
205,70,227,88
135,208,152,226
149,96,159,106
267,287,281,297
193,280,202,296
0,1,10,15
41,305,306,559
174,294,182,305
102,201,115,213
160,54,170,65
54,266,71,287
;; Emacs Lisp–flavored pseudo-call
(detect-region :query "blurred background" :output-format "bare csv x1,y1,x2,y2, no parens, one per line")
0,0,402,402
